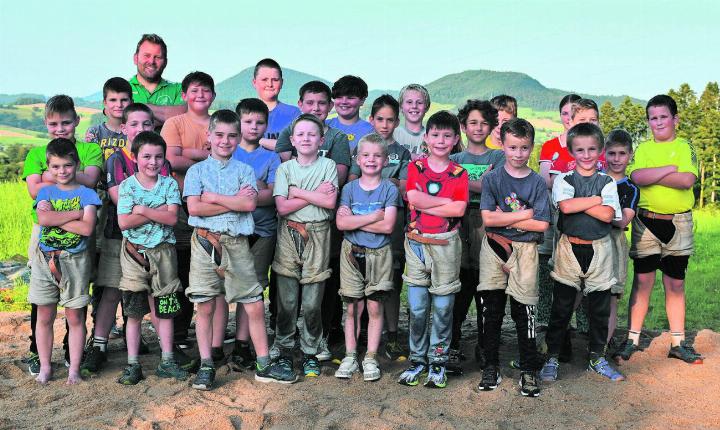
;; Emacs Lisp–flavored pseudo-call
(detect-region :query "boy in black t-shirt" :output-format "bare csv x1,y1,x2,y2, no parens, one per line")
541,123,625,382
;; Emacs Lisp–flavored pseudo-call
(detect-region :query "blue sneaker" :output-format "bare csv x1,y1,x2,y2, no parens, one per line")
588,357,625,381
256,359,298,384
397,362,427,386
540,357,559,382
302,354,321,377
424,364,447,388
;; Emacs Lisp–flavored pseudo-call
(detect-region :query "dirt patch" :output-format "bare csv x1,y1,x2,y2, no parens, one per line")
0,309,717,429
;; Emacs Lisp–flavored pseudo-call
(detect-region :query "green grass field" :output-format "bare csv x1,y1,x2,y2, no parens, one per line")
0,104,98,147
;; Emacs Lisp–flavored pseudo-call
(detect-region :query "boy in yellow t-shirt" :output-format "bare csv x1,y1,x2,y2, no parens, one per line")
617,94,702,364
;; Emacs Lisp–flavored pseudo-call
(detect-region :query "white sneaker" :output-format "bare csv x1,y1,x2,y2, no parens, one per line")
334,356,359,379
316,336,332,361
362,357,381,381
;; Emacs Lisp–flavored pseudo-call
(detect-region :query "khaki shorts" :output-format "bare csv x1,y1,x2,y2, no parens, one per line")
630,211,694,259
272,219,332,285
95,238,123,288
459,208,485,270
402,229,462,296
186,231,263,304
550,234,616,294
251,235,276,288
477,235,539,306
118,239,182,297
338,239,394,299
28,247,92,309
609,228,629,295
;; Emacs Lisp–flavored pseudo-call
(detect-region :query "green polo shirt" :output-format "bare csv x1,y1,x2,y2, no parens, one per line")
129,75,184,106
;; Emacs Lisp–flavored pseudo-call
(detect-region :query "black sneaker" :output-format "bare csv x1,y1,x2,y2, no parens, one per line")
156,360,189,381
668,341,704,364
255,360,298,384
211,347,225,366
478,366,502,391
25,352,40,376
519,371,540,397
229,345,256,371
173,345,198,372
446,349,463,376
80,346,107,377
612,339,642,362
118,363,144,385
384,339,408,362
192,365,216,390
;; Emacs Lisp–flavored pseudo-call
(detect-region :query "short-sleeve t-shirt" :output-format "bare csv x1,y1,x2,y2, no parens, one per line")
266,102,301,140
273,157,339,223
232,145,281,237
161,113,208,151
552,171,622,241
450,149,506,206
326,117,374,153
275,125,352,167
129,76,184,106
406,158,469,234
86,123,127,162
340,179,401,249
540,136,607,175
35,185,101,253
117,174,182,248
350,141,411,181
183,156,257,237
626,137,697,214
105,148,172,240
480,167,551,243
394,126,425,156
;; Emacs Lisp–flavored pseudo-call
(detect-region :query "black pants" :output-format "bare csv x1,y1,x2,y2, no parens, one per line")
481,290,542,371
173,248,194,344
321,257,344,341
451,268,483,349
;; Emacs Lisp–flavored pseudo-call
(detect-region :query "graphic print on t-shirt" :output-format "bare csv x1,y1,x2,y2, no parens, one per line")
351,200,383,216
504,192,526,212
41,196,82,250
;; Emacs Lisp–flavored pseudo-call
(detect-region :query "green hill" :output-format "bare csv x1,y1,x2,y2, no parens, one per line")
426,70,644,111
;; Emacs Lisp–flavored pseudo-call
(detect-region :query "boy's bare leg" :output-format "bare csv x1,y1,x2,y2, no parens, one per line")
366,300,383,354
628,272,656,344
663,275,686,346
242,301,268,357
125,318,142,357
607,295,619,343
235,306,250,342
35,305,56,384
65,307,86,384
149,296,175,354
93,288,122,340
195,300,216,361
344,300,365,354
212,296,228,349
383,268,403,333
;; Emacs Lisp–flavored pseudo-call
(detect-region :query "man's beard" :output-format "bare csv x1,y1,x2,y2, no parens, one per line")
138,65,165,84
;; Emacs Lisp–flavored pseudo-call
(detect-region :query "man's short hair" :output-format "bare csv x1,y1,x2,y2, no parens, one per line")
209,109,240,133
570,98,599,119
122,103,154,124
290,113,325,137
425,111,461,136
370,94,399,119
559,94,582,112
646,94,678,118
45,95,77,119
46,138,79,164
235,98,269,122
135,34,167,58
500,118,535,145
181,71,215,94
103,77,133,100
490,95,517,116
457,99,498,129
299,81,332,102
567,122,605,152
357,133,388,157
131,131,167,156
254,58,282,78
398,84,430,107
331,75,368,99
605,129,633,152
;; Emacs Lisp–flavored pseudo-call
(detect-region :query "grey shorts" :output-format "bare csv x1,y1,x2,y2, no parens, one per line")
272,219,332,285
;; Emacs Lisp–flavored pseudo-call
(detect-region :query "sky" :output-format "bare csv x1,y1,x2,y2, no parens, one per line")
1,0,718,100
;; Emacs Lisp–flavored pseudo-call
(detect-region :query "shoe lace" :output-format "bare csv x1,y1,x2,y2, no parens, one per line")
679,341,700,356
522,372,538,387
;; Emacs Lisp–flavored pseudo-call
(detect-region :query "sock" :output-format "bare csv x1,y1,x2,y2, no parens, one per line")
212,346,223,357
128,356,139,365
387,331,398,343
346,350,357,359
256,355,270,368
161,351,174,363
365,351,376,360
93,336,108,352
234,340,250,354
628,330,641,345
201,358,214,368
671,332,684,347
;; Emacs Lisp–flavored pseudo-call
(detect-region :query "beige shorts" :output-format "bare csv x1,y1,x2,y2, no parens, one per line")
29,247,92,309
272,219,332,284
338,239,394,299
251,235,276,288
610,228,629,295
630,211,694,259
186,231,263,303
118,239,182,297
551,234,616,294
477,235,539,306
459,208,485,270
95,238,123,288
402,229,462,296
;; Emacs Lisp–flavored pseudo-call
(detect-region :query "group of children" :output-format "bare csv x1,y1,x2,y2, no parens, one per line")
23,57,702,398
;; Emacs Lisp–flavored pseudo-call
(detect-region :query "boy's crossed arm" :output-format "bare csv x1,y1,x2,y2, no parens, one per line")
482,207,548,233
274,182,337,217
187,186,258,217
118,204,178,230
336,205,398,235
558,195,615,223
631,165,695,190
36,201,97,237
407,185,466,218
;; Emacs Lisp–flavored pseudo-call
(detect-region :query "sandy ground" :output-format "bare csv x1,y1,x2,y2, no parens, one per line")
0,308,718,430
